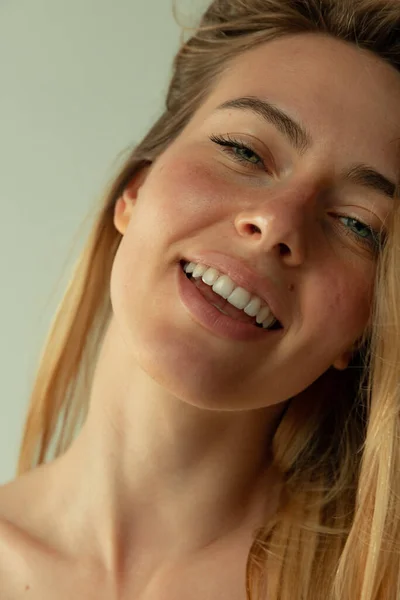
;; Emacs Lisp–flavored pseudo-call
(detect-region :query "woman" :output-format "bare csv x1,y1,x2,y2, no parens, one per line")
0,0,399,598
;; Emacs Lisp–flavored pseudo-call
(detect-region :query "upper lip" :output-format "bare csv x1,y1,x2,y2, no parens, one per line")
181,251,285,327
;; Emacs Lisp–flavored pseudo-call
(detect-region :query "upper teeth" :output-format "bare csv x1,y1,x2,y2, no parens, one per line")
183,261,278,328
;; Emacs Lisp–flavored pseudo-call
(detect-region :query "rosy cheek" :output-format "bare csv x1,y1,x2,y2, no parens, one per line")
320,276,372,336
152,156,229,220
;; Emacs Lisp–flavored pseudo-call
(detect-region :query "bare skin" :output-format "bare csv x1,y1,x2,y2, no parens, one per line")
0,33,399,599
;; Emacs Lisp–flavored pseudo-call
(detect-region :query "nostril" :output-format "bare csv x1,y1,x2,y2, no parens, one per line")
279,243,291,256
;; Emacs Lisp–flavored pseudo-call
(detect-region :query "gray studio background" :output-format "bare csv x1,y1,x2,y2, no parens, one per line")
0,0,207,484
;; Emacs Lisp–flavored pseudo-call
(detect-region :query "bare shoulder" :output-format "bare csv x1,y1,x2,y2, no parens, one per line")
0,476,107,600
0,469,47,543
0,462,64,546
0,473,70,599
0,478,42,597
0,514,67,599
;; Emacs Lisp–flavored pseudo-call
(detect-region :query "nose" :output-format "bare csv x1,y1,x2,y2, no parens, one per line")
234,184,319,267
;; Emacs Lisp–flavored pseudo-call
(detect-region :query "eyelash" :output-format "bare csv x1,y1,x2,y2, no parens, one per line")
209,133,385,254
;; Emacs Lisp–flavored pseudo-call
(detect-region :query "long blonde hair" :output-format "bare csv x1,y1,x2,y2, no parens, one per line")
17,1,400,598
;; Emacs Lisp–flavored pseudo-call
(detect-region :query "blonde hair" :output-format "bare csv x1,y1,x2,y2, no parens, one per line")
17,1,400,598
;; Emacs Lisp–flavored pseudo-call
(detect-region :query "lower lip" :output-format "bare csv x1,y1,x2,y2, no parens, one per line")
177,263,281,342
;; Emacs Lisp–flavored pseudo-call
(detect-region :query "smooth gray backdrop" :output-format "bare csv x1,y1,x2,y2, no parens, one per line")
0,0,207,484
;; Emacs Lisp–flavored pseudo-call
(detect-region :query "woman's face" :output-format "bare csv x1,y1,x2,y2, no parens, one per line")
111,33,400,410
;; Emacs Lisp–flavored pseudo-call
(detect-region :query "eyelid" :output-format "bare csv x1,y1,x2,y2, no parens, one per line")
241,134,278,173
336,204,386,232
212,135,388,235
212,132,277,174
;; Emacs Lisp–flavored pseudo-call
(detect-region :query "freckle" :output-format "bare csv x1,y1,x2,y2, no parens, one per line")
25,584,30,591
288,284,294,292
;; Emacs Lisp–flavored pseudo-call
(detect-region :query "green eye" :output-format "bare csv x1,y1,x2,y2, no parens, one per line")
210,134,266,171
233,146,261,165
338,215,384,253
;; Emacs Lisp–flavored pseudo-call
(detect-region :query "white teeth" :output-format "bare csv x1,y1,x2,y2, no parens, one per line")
256,305,271,324
244,296,261,317
226,287,251,310
256,306,274,328
201,267,219,286
192,264,208,278
183,262,196,274
211,275,235,299
183,261,279,329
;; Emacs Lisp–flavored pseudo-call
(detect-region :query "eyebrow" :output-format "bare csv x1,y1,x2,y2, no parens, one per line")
216,96,397,199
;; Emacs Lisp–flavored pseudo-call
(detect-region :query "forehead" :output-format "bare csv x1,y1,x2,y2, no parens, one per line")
194,33,400,179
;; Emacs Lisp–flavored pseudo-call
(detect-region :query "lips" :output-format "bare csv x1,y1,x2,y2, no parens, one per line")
180,252,284,328
191,276,258,325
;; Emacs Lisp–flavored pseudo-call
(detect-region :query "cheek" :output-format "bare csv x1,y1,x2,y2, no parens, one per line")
309,267,373,344
148,154,230,229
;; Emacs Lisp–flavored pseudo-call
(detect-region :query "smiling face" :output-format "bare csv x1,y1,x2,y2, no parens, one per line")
111,33,400,410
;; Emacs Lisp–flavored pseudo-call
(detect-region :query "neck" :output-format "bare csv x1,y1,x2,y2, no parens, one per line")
43,317,287,578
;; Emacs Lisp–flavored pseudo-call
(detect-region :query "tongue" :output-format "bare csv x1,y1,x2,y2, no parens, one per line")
191,278,257,325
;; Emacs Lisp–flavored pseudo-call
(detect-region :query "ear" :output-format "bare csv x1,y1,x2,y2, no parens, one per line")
332,339,362,370
114,165,151,235
332,350,353,371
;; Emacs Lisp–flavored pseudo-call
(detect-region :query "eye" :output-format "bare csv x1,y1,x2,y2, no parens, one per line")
210,135,387,256
210,134,268,172
335,214,385,254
